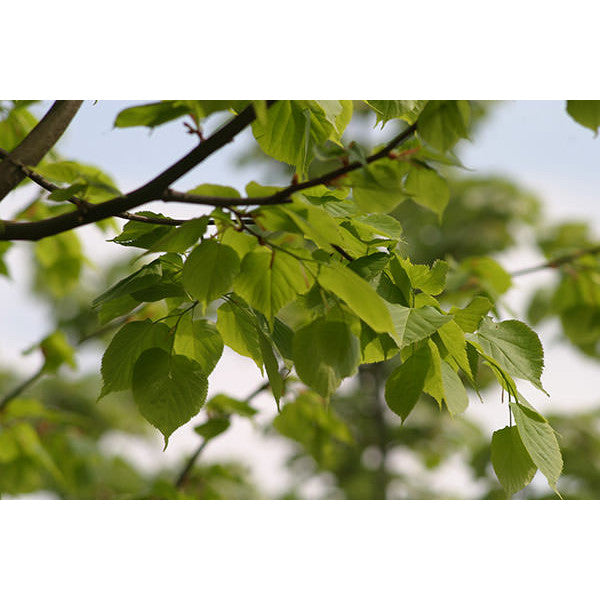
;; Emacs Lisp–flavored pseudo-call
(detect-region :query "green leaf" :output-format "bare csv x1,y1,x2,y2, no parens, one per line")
352,214,403,240
365,100,428,125
273,391,353,462
148,217,208,253
348,252,390,281
35,161,120,202
258,332,284,403
39,331,76,373
186,183,241,198
439,361,469,416
100,320,172,397
417,100,471,151
360,323,398,363
234,247,311,322
293,319,360,398
132,348,208,448
388,305,452,347
318,262,394,333
491,426,537,497
566,100,600,135
194,417,230,441
450,296,492,332
384,345,430,422
404,165,449,218
182,239,240,308
251,100,338,175
114,101,192,128
206,394,258,418
351,160,409,213
173,314,223,375
114,101,248,129
460,257,511,298
423,339,444,406
395,257,448,295
280,197,345,251
436,320,472,377
475,318,545,391
216,297,263,369
47,182,87,202
93,258,164,307
110,212,174,249
510,403,562,494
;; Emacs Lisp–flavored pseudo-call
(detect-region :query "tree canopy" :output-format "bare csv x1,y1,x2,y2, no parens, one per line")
1,99,600,499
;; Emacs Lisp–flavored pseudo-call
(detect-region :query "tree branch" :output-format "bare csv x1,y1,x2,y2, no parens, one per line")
0,117,418,241
0,101,83,201
510,244,600,277
174,379,272,490
0,102,277,240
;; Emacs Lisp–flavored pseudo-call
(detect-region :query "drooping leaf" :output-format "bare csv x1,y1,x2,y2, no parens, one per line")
510,402,562,494
258,332,284,403
293,319,360,398
132,348,208,447
173,314,223,375
450,296,492,332
348,252,390,281
491,426,537,497
182,239,240,308
404,164,450,218
194,418,230,441
100,320,172,397
351,160,409,213
216,297,263,369
439,360,469,416
234,247,311,322
394,256,448,296
384,345,430,422
251,100,340,174
388,305,452,347
566,100,600,135
318,262,394,333
417,100,471,151
360,323,399,363
365,100,428,125
147,217,209,253
39,331,76,373
206,394,258,418
93,258,163,307
475,318,545,391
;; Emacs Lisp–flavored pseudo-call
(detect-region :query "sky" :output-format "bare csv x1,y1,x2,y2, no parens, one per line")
3,100,600,497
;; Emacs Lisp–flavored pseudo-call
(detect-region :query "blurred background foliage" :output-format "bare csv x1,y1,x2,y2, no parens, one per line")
1,100,600,499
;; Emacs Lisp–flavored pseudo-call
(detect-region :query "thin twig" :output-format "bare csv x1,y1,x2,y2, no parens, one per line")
174,379,272,489
510,244,600,277
0,365,45,412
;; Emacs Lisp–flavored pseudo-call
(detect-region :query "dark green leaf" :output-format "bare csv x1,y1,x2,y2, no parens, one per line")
173,314,223,375
566,100,600,135
100,320,172,397
318,262,394,333
475,318,545,391
510,402,562,494
234,247,311,322
384,345,430,422
491,426,537,497
132,349,208,447
293,319,360,398
182,239,240,308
